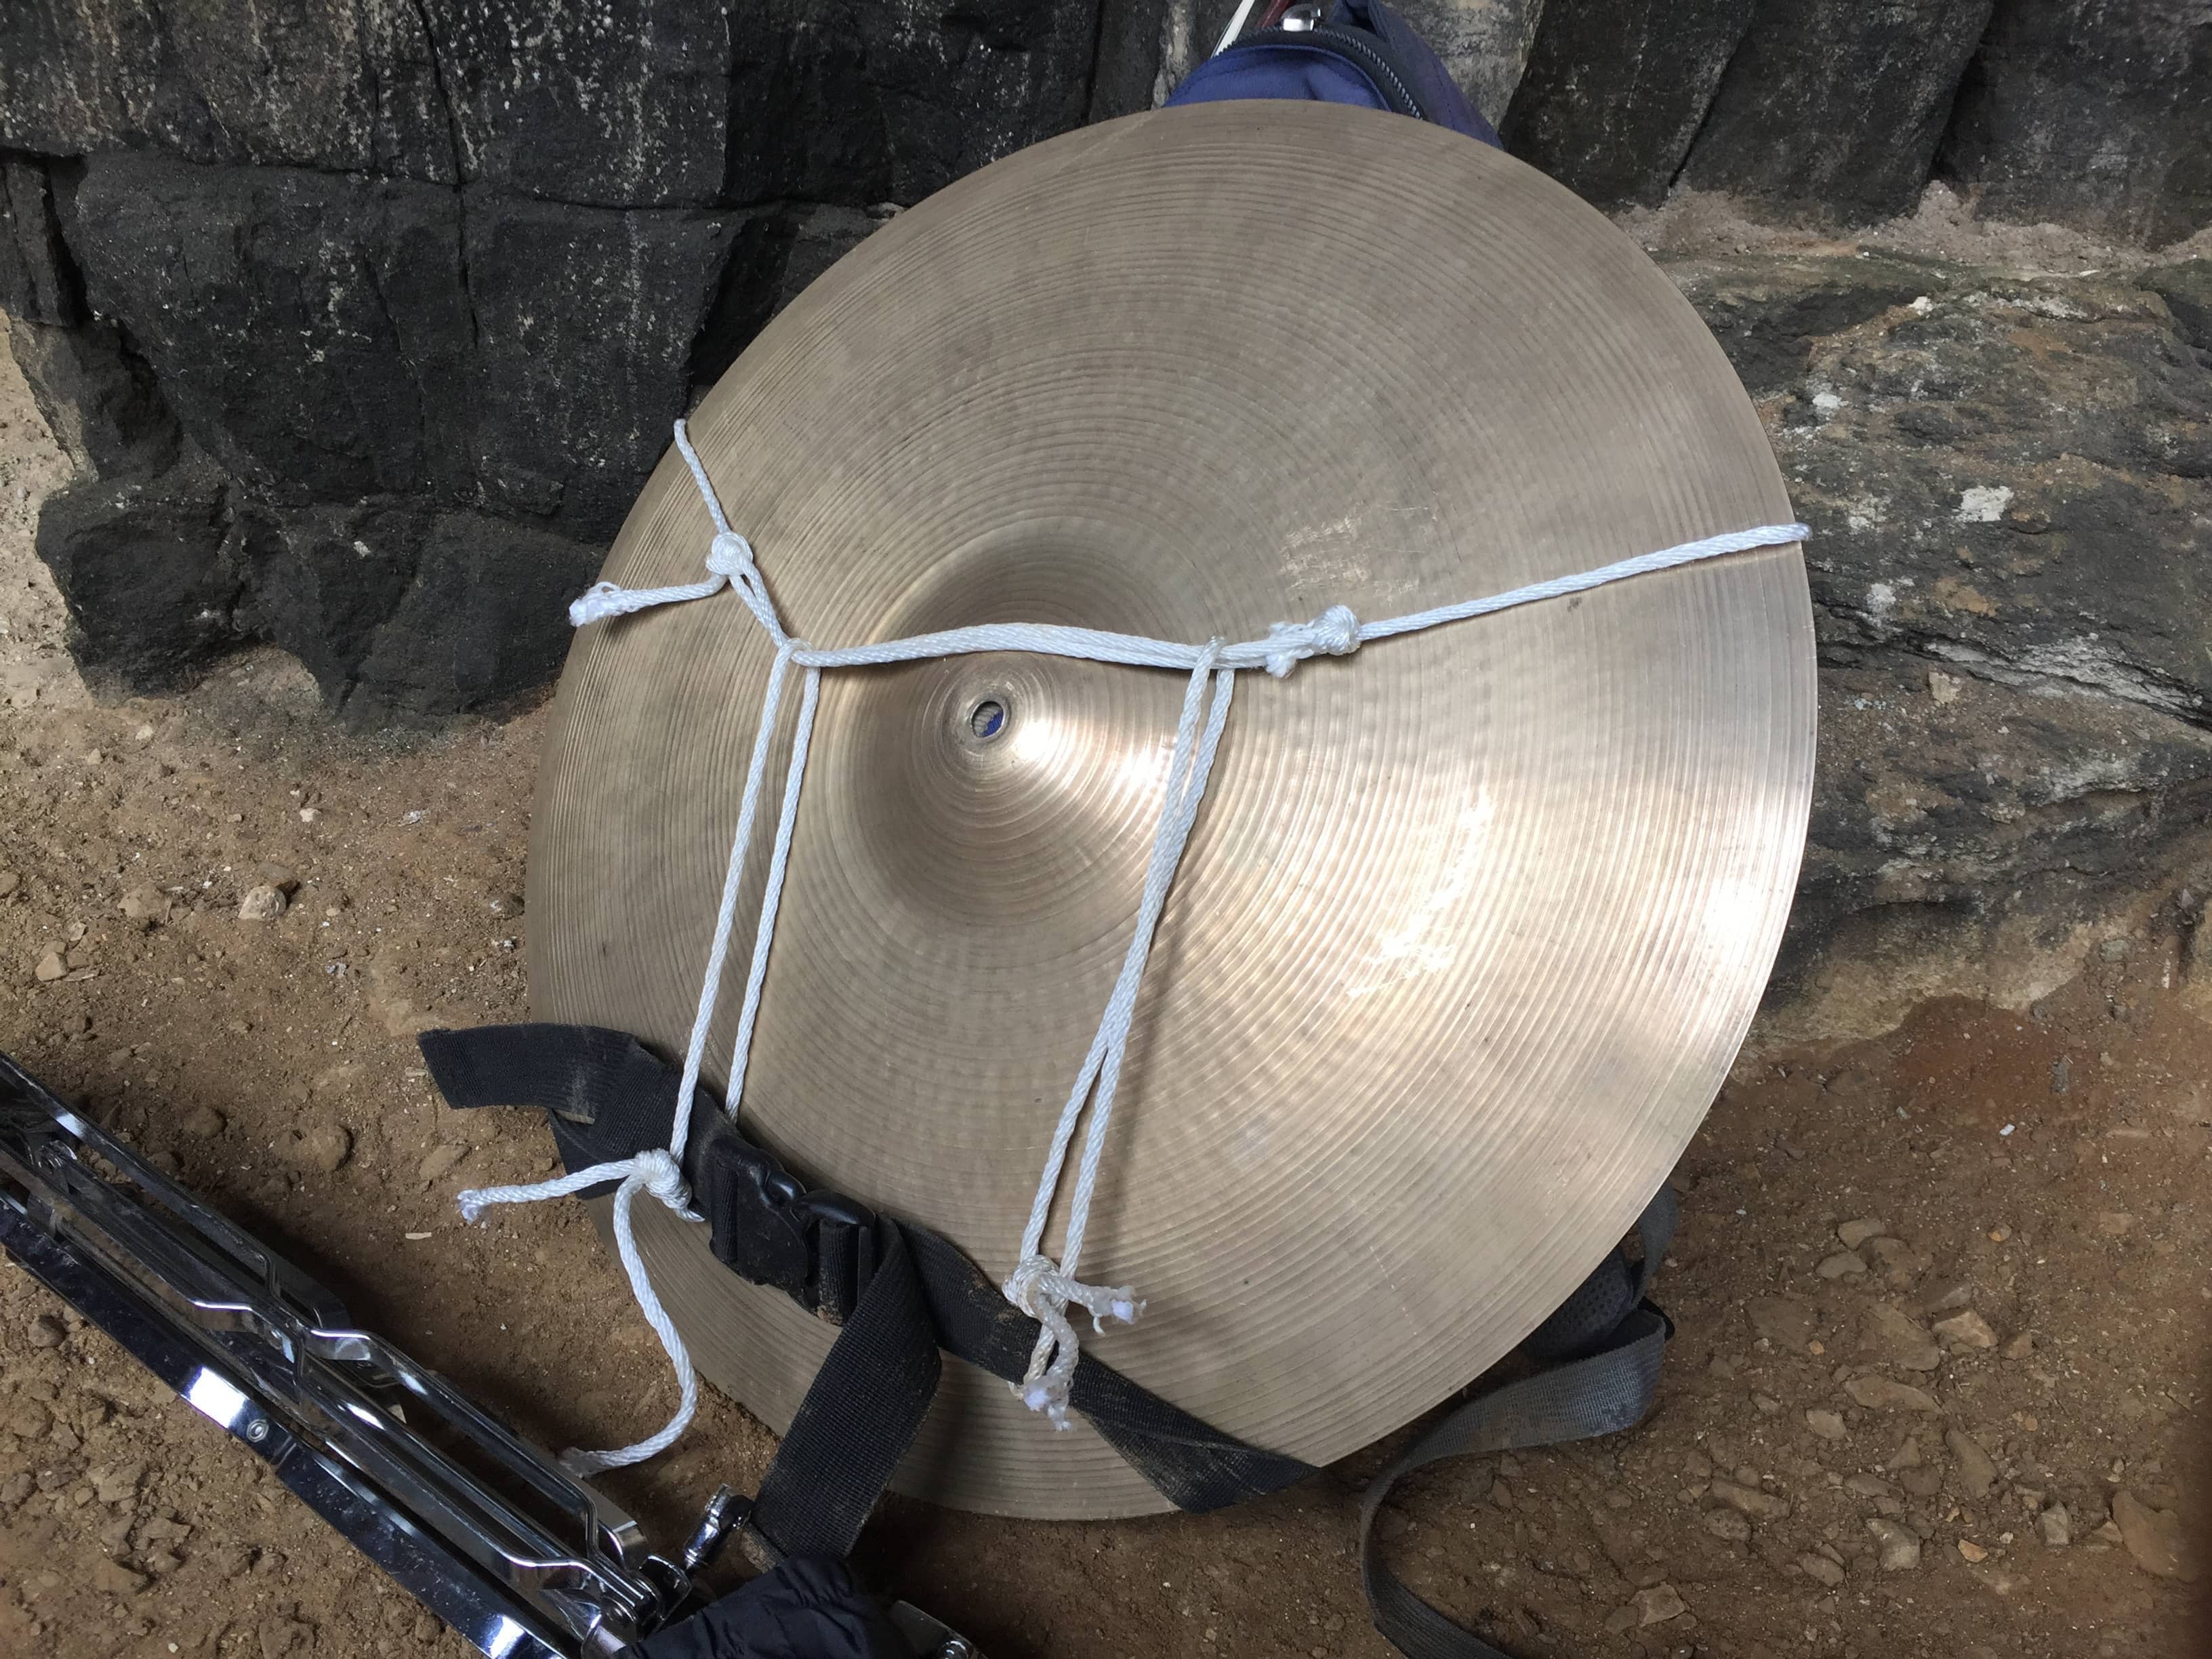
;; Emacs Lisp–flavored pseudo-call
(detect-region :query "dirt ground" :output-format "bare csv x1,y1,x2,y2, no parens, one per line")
2,314,2208,1658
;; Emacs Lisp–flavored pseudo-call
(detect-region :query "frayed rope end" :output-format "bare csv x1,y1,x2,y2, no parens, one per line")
1019,1381,1076,1431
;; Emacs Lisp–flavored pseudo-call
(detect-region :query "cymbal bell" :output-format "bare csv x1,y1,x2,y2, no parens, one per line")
529,100,1814,1518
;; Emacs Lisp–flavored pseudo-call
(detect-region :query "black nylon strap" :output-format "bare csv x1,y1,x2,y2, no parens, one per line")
1359,1192,1675,1659
417,1023,681,1193
418,1023,1318,1515
750,1220,940,1559
895,1222,1318,1511
422,1023,1675,1659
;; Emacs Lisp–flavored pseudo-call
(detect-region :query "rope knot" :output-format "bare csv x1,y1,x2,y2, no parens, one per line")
631,1147,692,1210
1002,1254,1145,1429
705,530,758,578
1261,603,1363,678
1002,1253,1056,1322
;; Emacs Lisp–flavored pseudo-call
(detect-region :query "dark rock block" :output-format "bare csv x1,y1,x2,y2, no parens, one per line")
232,500,428,698
346,508,605,722
728,0,1103,205
1683,0,1996,226
421,0,729,206
1392,0,1543,129
1502,0,1755,210
0,0,743,206
37,450,243,691
234,495,600,722
462,188,761,539
1668,253,1946,401
58,154,474,504
0,0,453,180
2,155,80,325
1942,0,2211,249
1091,0,1234,121
1666,253,2212,994
2142,262,2212,354
676,207,785,411
769,203,886,316
47,146,766,569
5,316,180,478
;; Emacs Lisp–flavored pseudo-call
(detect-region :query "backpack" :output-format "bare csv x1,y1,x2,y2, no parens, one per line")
1165,0,1500,147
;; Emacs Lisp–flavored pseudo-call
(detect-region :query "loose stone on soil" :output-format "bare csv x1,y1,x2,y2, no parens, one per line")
1957,1539,1988,1562
1933,1309,1996,1348
1862,1304,1941,1370
26,1313,65,1348
1866,1518,1923,1571
2038,1504,2071,1547
2111,1490,2196,1580
1845,1375,1940,1413
1914,1279,1974,1314
1797,1553,1845,1587
35,948,66,981
276,1124,351,1174
180,1104,226,1138
1633,1584,1686,1625
1837,1217,1888,1248
1816,1250,1867,1279
1747,1296,1816,1345
1867,1235,1926,1282
237,884,287,922
1945,1428,1999,1497
91,1559,150,1596
119,884,169,924
1805,1408,1847,1440
1710,1479,1789,1520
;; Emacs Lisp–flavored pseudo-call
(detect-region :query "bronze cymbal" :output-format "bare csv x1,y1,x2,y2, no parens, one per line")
529,100,1814,1518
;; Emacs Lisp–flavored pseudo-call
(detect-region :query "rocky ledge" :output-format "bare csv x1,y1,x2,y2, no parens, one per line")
1665,253,2211,1029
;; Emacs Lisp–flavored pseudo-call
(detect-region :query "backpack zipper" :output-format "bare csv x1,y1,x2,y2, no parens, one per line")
1236,23,1431,122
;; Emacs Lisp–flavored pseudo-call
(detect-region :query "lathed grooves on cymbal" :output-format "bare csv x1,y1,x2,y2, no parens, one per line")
531,100,1816,1517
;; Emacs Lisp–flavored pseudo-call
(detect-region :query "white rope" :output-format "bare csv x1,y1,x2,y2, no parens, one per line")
1000,653,1234,1422
469,414,1809,1457
457,1150,701,1472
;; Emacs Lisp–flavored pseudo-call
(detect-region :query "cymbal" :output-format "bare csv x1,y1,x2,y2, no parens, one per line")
529,100,1814,1518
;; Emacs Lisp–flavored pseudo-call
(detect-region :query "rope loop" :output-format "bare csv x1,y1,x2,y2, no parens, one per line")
455,1150,704,1469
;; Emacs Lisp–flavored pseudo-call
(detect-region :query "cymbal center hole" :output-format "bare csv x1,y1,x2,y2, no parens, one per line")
968,698,1008,741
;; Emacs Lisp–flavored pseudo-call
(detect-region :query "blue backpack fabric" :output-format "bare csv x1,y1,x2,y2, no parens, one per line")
1165,0,1500,148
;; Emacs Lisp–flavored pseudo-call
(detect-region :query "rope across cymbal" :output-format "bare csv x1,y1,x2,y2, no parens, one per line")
458,413,1804,1470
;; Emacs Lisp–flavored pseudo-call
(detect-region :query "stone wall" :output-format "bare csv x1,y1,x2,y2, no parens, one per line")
1,0,2207,724
1675,253,2211,1028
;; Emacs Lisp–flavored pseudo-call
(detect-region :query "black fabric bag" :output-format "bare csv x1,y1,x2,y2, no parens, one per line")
638,1558,909,1659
